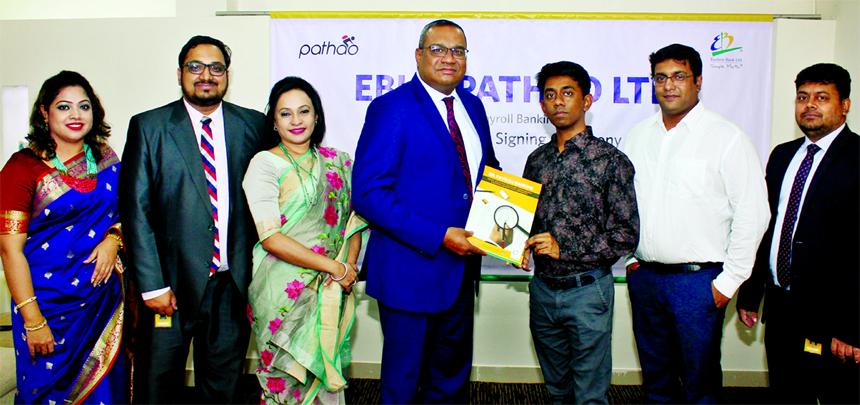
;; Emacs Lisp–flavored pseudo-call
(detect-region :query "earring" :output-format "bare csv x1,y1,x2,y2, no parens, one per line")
44,118,49,131
315,120,318,124
273,126,278,131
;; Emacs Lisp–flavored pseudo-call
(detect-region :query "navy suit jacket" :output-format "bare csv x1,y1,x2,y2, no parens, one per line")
353,74,499,313
119,99,265,322
737,126,859,346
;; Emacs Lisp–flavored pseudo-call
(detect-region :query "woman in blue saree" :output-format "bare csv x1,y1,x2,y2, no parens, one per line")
0,71,128,404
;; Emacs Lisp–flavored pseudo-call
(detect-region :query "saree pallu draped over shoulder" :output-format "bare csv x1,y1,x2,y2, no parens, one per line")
1,145,128,404
246,146,367,405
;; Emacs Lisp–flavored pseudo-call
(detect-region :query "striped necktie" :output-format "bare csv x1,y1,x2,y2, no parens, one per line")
200,116,220,276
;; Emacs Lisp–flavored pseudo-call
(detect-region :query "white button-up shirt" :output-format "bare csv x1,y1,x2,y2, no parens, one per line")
623,103,770,297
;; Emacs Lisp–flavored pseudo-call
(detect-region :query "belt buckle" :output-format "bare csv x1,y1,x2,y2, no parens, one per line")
580,275,595,287
685,264,702,272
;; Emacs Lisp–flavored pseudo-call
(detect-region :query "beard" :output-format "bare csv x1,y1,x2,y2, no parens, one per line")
183,80,228,107
799,122,824,134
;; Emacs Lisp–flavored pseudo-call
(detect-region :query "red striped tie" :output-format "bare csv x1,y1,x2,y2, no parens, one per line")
200,117,220,276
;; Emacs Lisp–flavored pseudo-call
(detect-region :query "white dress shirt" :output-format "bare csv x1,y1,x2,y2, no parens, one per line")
623,103,770,297
768,123,844,287
418,76,483,190
142,100,231,300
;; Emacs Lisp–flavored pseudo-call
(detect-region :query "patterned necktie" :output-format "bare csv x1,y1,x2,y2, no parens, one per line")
442,96,472,202
776,143,821,287
200,117,220,276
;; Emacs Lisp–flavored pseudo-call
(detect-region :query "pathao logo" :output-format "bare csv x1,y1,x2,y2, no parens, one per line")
710,32,742,56
298,35,359,58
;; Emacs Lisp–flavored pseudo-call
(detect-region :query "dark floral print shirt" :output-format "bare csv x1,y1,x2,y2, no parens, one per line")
523,126,639,277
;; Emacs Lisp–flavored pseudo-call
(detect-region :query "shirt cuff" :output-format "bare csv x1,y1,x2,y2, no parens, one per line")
624,254,638,267
712,272,740,299
142,287,171,301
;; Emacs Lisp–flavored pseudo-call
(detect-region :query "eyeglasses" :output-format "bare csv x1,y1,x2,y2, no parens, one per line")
183,61,227,76
653,74,694,86
420,45,468,59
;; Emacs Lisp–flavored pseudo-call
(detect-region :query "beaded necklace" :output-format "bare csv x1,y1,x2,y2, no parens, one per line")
279,143,319,207
51,144,97,193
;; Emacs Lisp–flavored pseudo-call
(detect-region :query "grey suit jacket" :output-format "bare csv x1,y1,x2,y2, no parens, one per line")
119,99,265,322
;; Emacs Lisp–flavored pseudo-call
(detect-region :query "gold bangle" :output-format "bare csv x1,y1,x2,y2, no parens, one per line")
24,317,47,332
14,296,36,311
105,233,124,250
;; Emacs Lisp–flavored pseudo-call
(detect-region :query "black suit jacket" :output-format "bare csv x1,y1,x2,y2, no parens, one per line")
738,126,859,346
119,99,265,322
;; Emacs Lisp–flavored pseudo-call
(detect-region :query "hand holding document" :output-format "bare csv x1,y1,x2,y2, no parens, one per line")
465,167,542,265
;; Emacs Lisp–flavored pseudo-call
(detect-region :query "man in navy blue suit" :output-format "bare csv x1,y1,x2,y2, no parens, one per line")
737,63,858,404
353,19,499,404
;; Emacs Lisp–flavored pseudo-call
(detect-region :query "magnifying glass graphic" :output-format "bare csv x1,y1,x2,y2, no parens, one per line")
493,205,529,247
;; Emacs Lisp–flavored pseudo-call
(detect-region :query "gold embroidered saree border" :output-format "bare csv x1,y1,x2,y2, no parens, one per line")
33,145,120,217
0,210,30,235
63,270,125,405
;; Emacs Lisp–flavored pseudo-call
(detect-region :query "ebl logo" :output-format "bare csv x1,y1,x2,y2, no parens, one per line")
298,35,359,58
711,32,742,56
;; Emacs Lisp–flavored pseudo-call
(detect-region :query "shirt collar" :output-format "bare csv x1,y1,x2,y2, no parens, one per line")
182,98,223,124
553,126,594,151
418,73,458,103
650,101,704,132
802,122,844,154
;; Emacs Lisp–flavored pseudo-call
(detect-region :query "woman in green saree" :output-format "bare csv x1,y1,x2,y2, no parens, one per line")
243,77,366,405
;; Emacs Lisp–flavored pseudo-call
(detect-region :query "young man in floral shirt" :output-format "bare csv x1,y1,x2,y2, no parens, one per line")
518,61,639,405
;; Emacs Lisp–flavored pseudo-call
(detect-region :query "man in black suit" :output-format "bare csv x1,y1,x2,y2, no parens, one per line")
119,35,265,403
737,63,857,404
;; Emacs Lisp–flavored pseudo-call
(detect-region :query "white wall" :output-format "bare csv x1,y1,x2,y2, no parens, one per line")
1,0,857,386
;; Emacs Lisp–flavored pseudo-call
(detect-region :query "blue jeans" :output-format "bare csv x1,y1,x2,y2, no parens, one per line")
530,268,614,404
628,265,726,404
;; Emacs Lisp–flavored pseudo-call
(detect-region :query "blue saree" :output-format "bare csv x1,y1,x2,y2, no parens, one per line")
0,145,128,404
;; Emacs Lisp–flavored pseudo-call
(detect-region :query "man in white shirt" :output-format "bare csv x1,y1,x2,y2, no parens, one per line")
119,35,266,403
737,63,858,404
622,43,769,404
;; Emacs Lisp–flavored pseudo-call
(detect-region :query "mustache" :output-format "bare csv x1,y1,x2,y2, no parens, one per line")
195,80,218,86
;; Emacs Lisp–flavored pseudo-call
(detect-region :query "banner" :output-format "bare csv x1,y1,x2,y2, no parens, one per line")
271,13,773,278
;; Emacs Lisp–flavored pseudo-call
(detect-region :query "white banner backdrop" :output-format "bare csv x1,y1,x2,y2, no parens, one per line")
271,15,773,277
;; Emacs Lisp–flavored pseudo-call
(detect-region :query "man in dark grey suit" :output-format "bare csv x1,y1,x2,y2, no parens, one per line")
119,35,265,403
737,63,858,404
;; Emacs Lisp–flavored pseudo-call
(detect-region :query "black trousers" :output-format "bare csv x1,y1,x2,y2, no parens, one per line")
763,287,860,404
132,272,251,404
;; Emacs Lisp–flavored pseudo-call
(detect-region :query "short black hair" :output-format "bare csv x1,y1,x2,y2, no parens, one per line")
536,61,591,100
178,35,232,68
649,43,702,79
418,19,466,49
795,63,851,101
264,76,326,150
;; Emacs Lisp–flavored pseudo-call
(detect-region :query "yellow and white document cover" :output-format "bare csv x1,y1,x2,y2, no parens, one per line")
466,167,542,265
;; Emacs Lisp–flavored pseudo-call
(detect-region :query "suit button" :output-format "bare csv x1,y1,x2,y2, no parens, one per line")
208,225,214,231
463,194,468,200
204,262,209,269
